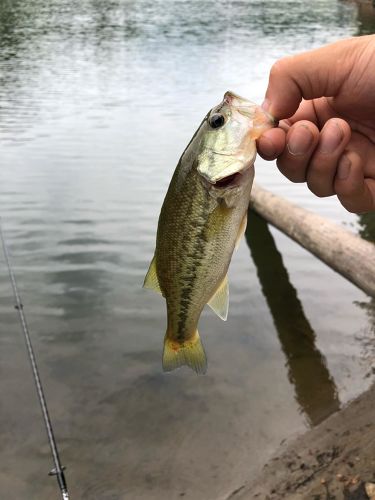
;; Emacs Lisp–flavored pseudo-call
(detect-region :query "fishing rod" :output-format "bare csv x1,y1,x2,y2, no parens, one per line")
0,219,69,500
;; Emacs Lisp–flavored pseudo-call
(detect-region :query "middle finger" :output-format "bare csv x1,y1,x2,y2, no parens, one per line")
277,120,320,182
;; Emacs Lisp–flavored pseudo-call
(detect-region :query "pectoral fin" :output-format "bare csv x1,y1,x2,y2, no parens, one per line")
235,213,247,251
143,256,163,295
207,274,229,321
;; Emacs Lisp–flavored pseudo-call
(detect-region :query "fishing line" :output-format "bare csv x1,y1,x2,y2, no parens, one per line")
0,219,69,500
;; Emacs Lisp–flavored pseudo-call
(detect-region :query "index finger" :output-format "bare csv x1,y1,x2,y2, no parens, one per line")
262,38,361,119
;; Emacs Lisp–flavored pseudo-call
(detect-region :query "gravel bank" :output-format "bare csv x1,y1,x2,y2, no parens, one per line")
227,383,375,500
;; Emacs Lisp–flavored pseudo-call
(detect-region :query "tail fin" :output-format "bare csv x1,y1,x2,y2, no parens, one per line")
162,331,207,375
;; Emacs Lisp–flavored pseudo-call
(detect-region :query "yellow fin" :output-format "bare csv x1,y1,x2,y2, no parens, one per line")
143,256,163,295
235,213,247,251
207,274,229,321
162,331,207,374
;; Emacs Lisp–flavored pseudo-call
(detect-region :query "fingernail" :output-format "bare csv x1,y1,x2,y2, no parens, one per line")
337,154,351,180
318,121,343,154
287,125,314,156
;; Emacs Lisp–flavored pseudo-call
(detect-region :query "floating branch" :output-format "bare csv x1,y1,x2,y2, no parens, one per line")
250,184,375,297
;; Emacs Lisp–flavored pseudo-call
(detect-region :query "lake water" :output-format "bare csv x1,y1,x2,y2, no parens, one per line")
0,1,374,499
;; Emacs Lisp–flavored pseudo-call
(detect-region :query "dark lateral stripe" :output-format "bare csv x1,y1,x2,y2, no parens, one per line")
176,193,211,341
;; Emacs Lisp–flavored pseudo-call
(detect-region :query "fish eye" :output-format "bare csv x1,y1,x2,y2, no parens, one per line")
209,113,225,129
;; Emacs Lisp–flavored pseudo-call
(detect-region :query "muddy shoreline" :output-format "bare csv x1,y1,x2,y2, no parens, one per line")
227,383,375,500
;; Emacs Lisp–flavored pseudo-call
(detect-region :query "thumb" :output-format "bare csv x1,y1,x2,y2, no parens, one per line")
263,37,360,120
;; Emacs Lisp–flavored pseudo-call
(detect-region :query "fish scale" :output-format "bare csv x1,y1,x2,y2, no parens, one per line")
159,171,211,337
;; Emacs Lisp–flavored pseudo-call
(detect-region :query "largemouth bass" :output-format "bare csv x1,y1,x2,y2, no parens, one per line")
144,91,273,374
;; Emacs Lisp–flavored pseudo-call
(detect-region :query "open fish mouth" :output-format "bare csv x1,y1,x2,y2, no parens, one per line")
213,172,242,188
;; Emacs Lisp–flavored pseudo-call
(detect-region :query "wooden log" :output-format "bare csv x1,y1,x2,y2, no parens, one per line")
250,184,375,297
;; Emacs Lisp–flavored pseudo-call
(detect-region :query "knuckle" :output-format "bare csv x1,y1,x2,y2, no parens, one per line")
257,137,277,160
311,188,331,198
337,194,366,214
270,57,291,79
347,204,360,214
277,159,305,183
307,165,336,198
334,174,351,193
307,179,333,197
335,179,360,198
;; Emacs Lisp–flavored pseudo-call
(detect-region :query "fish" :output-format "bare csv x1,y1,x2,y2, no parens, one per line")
144,91,274,374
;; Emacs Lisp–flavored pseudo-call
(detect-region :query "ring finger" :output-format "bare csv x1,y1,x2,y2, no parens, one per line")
306,118,351,197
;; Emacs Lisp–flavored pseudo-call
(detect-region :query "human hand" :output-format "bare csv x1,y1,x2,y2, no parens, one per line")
257,35,375,213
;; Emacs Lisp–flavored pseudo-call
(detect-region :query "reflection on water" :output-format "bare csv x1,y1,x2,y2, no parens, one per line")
0,0,373,499
48,268,110,320
355,298,375,334
246,210,340,426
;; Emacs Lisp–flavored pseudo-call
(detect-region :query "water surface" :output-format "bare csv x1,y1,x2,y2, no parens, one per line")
0,1,374,499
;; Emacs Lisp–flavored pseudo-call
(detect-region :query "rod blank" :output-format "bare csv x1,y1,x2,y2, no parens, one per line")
0,219,69,500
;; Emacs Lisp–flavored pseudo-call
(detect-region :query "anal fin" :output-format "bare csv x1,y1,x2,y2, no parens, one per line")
207,274,229,321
